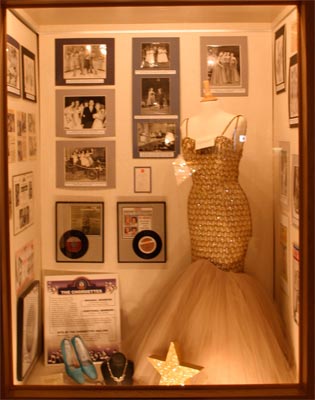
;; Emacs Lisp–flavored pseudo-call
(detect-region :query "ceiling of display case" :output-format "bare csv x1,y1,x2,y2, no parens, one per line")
14,5,291,26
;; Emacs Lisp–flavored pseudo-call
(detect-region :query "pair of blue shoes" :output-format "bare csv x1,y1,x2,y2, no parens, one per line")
61,336,97,384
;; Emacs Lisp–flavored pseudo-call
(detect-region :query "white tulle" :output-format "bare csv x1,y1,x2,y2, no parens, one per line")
124,259,295,385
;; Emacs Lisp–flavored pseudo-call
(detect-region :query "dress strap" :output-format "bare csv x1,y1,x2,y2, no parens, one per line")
220,115,243,137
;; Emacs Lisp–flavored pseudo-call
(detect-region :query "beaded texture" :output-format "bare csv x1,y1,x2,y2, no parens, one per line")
182,133,252,272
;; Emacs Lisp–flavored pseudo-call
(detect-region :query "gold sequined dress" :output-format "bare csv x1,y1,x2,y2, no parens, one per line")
124,116,295,385
182,124,251,271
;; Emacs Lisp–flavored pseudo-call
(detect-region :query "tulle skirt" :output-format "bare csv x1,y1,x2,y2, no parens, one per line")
123,259,295,385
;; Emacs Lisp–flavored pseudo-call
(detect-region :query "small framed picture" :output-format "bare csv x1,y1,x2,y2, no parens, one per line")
56,140,115,189
279,141,290,208
22,46,36,102
289,53,299,127
117,201,166,263
56,201,104,263
291,154,299,227
7,35,21,97
17,280,41,381
200,36,248,96
12,172,34,235
55,38,114,85
133,119,179,158
274,25,286,94
56,89,115,137
134,167,152,193
133,37,179,71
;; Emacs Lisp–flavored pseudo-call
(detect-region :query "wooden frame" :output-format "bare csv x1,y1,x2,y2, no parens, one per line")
0,1,314,400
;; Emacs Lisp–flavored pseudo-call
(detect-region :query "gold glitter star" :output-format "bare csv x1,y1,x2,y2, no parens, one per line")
147,342,202,386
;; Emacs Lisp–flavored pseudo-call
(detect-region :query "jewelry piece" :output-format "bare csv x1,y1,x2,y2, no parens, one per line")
106,358,128,384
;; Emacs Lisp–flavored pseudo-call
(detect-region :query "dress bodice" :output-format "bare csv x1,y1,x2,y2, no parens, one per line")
182,135,242,188
182,115,251,272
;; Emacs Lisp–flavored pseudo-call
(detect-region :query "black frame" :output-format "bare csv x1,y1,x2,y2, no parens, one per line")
275,25,286,94
6,34,21,97
21,46,36,102
289,53,299,127
55,38,114,86
117,201,166,263
17,280,41,381
56,201,105,263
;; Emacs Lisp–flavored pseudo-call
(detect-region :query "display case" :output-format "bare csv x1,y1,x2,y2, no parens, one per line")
0,1,314,399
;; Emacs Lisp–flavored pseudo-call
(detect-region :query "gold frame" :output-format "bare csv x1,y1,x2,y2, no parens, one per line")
0,1,314,399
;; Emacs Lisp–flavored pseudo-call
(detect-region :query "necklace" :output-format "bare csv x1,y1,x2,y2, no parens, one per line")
106,358,128,384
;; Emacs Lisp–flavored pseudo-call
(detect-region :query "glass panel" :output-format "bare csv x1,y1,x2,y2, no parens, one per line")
4,3,300,392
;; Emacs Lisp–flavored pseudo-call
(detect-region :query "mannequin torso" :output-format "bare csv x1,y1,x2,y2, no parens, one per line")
183,100,247,151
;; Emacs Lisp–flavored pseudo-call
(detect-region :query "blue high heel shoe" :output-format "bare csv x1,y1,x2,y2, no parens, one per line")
60,338,85,384
71,335,97,380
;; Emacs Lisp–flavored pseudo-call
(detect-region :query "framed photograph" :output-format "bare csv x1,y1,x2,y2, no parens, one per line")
56,140,115,189
55,38,114,86
133,119,179,158
8,109,16,163
289,53,299,127
291,154,299,227
133,37,179,71
56,89,115,138
117,201,166,263
22,46,36,102
274,25,286,94
134,75,179,117
7,35,21,96
17,280,41,381
200,36,248,96
56,201,104,263
279,141,290,208
134,167,152,193
12,172,34,235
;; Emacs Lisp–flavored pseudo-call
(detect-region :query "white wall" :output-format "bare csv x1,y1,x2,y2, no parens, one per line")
272,7,299,372
7,10,41,384
38,22,274,343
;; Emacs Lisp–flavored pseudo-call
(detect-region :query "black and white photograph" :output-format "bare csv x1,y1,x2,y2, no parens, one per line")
134,121,178,158
56,141,116,189
8,109,16,163
56,89,115,137
12,172,34,235
22,46,36,102
56,202,104,263
275,25,286,94
17,280,40,381
289,53,299,127
200,36,248,96
64,146,106,186
27,113,35,134
7,35,21,96
55,38,115,85
17,111,27,136
206,45,241,86
140,42,170,69
133,37,179,71
141,78,170,115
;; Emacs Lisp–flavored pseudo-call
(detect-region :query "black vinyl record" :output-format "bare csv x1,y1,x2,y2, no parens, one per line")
132,230,162,259
59,230,89,259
